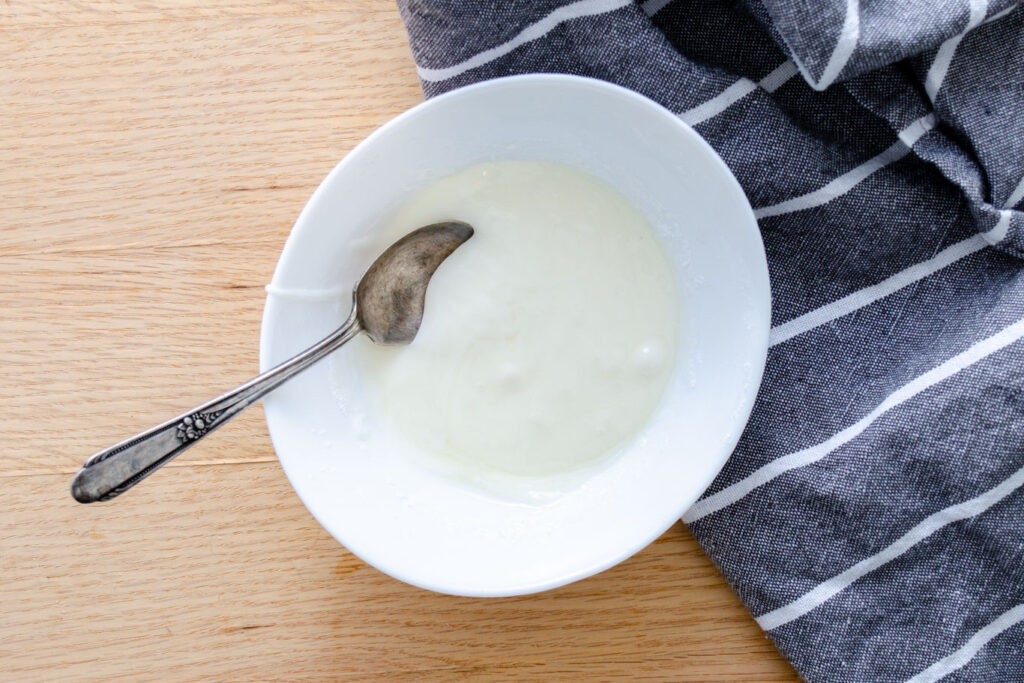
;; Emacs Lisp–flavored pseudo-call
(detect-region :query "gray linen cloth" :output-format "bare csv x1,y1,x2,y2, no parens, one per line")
394,1,1024,679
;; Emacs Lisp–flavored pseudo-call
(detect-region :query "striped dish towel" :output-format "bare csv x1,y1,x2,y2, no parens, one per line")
394,0,1024,680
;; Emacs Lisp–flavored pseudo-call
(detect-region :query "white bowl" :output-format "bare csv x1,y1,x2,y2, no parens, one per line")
259,74,769,597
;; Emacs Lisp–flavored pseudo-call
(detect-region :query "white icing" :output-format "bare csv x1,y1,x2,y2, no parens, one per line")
353,160,679,483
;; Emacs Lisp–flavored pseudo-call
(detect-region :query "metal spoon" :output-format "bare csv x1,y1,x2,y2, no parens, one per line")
70,221,474,504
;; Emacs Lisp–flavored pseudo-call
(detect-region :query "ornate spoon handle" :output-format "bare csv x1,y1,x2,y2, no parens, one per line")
70,309,361,503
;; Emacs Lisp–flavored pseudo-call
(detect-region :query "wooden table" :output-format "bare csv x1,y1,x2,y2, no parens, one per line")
0,2,797,679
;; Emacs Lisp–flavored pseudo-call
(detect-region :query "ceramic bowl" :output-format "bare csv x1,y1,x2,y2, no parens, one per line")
259,74,769,596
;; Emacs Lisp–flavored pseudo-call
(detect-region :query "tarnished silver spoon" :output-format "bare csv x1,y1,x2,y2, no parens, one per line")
70,221,473,504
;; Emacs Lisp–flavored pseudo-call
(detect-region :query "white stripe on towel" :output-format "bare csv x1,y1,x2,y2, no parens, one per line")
759,59,801,92
812,0,860,91
756,464,1024,630
906,604,1024,683
754,114,936,219
416,0,632,82
769,235,988,346
679,61,798,126
925,0,988,102
641,0,675,16
981,209,1013,246
683,315,1024,523
1006,175,1024,209
982,2,1020,25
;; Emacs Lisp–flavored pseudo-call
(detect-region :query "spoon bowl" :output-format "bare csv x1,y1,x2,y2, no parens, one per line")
358,221,473,344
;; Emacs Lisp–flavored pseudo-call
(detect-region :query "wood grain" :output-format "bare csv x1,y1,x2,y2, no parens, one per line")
0,2,797,679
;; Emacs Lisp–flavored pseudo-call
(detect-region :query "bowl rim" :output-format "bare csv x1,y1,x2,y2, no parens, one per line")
259,73,770,596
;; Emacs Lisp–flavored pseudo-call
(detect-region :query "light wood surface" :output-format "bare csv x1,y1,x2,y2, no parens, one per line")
0,2,797,679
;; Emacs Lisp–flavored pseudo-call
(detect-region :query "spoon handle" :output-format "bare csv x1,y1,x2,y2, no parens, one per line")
70,309,362,504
